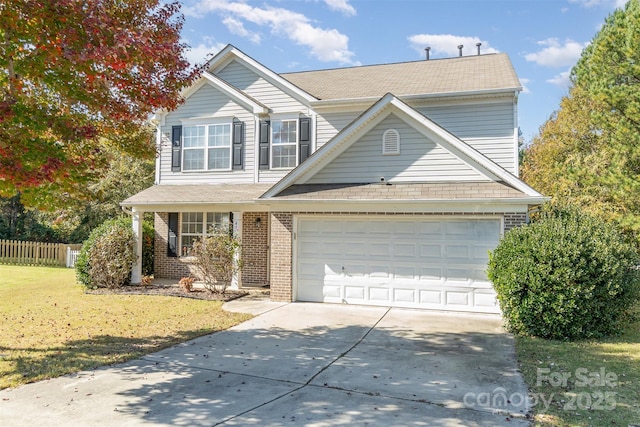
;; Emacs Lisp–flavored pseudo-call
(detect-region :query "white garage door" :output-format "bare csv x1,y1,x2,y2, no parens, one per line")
296,216,502,313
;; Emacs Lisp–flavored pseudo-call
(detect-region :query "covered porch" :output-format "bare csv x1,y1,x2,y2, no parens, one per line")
121,184,273,288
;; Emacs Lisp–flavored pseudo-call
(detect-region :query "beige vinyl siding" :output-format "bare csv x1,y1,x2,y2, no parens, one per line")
159,82,256,185
218,60,308,113
316,111,360,149
415,100,516,173
306,114,487,184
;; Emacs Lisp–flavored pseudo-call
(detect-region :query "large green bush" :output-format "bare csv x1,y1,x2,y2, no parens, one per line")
76,217,154,289
488,205,640,340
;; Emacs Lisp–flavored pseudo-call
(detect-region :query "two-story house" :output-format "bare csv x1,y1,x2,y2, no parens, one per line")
122,44,545,313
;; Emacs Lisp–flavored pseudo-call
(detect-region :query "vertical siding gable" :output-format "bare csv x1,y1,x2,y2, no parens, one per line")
306,113,488,184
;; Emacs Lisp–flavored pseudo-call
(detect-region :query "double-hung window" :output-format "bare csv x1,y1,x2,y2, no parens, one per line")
182,124,231,171
271,119,297,169
180,212,230,256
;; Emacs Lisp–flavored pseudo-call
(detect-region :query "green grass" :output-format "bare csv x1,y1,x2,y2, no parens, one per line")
516,308,640,426
0,265,252,390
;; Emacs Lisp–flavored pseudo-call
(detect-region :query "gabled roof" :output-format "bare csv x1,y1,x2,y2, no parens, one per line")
280,53,521,101
198,71,269,114
262,93,543,200
206,44,318,105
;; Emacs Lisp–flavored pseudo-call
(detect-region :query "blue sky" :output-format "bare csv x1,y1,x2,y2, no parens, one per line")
179,0,627,142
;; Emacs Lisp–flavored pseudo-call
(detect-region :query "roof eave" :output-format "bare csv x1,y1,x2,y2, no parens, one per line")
260,196,549,213
309,87,522,109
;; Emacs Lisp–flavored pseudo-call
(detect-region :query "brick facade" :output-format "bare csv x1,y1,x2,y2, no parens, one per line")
504,213,528,231
241,212,269,286
154,211,271,285
154,210,530,300
154,212,197,279
265,211,531,303
269,212,293,302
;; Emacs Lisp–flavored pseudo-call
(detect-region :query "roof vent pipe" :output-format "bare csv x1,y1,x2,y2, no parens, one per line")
476,42,482,55
457,45,463,57
425,47,431,60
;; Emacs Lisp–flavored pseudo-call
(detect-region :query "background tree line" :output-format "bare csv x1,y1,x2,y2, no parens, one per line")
522,0,640,243
0,145,154,243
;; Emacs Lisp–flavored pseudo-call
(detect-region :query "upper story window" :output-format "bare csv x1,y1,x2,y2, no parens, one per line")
258,116,311,171
271,119,298,169
182,123,232,171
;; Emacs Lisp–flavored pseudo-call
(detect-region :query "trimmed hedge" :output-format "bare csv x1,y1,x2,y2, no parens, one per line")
76,216,154,289
487,205,640,340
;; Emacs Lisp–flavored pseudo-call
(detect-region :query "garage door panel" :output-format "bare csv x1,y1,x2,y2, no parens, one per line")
369,243,390,257
393,243,417,257
445,244,470,259
296,217,501,313
345,286,366,300
420,244,443,257
345,242,366,256
369,287,391,303
395,266,417,279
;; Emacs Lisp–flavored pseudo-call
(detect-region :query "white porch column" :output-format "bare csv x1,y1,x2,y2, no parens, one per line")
131,207,144,284
231,211,242,289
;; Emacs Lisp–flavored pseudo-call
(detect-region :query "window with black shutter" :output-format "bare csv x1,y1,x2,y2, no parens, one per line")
259,120,270,170
167,212,179,257
232,121,244,170
299,117,311,163
171,126,182,172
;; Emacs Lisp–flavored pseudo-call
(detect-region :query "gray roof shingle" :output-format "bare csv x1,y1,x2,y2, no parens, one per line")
271,182,526,200
122,184,273,206
280,53,521,100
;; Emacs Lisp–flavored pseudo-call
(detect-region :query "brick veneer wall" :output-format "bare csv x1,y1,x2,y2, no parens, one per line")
269,212,293,302
267,211,531,303
154,212,196,279
241,212,269,286
504,213,528,231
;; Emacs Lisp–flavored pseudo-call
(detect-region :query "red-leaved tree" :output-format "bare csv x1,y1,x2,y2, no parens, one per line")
0,0,201,202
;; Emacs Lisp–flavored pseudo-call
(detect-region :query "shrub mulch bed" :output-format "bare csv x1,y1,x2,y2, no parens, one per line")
86,285,250,302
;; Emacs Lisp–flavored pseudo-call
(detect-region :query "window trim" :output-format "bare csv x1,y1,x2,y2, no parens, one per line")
179,211,231,257
181,122,233,172
270,118,299,170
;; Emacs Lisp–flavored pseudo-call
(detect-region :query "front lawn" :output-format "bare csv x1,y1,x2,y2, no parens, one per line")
0,265,252,389
516,308,640,426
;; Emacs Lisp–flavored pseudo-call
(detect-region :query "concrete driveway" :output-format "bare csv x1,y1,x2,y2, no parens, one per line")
0,301,531,426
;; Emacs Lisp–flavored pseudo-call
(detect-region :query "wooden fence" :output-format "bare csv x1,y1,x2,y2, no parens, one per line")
0,240,83,267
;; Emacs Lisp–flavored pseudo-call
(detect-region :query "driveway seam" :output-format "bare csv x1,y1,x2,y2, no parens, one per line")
213,306,392,426
305,382,530,421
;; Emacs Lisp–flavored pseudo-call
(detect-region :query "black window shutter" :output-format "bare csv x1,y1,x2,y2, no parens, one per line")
259,120,270,170
171,126,182,172
232,121,244,170
167,213,179,257
299,117,311,163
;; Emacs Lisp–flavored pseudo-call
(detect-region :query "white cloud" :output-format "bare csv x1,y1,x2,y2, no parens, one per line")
323,0,356,16
222,16,261,44
519,78,531,95
524,38,587,67
187,0,357,64
184,37,226,66
569,0,627,8
407,34,499,58
547,70,572,88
